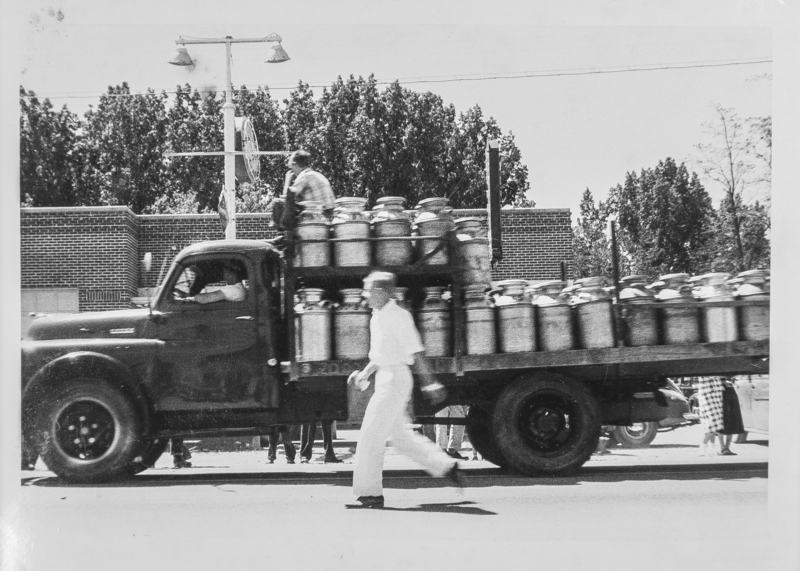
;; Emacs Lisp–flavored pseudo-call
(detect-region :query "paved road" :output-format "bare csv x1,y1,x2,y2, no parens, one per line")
12,425,770,571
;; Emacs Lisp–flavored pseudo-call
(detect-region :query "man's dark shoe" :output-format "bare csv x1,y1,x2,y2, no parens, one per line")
287,458,295,464
324,457,343,464
300,458,309,464
346,495,384,509
267,458,275,464
445,462,465,490
445,449,466,460
173,459,192,468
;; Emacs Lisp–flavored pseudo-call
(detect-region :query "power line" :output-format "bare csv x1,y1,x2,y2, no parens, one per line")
20,57,772,102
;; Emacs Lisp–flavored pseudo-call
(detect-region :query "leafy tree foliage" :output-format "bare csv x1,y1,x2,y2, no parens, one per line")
20,88,85,207
609,158,715,276
80,83,169,213
572,188,616,279
20,77,530,214
693,104,771,272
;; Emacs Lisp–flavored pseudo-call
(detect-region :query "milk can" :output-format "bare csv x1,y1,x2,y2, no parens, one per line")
463,285,496,355
393,286,411,311
295,288,332,362
295,201,330,267
332,197,371,267
494,279,536,353
417,286,452,357
371,196,413,266
333,288,371,359
454,217,492,286
413,197,455,265
696,273,738,342
656,273,700,345
572,277,615,349
735,269,770,341
529,280,574,352
619,275,658,347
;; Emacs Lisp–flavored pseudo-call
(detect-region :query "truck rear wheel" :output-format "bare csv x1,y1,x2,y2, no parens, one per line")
492,372,601,476
33,378,144,483
465,404,507,467
610,422,658,448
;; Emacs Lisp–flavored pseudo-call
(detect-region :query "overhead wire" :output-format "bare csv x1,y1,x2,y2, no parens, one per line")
19,57,772,102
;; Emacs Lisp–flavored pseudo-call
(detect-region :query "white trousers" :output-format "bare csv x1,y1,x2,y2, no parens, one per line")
435,405,466,450
352,365,455,497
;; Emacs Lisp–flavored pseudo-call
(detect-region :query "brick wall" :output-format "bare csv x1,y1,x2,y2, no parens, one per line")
21,206,573,308
21,207,139,311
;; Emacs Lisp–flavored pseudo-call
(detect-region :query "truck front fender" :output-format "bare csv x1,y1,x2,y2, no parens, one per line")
22,351,155,437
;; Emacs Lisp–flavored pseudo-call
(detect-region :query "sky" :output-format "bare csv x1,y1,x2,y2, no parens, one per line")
10,0,776,216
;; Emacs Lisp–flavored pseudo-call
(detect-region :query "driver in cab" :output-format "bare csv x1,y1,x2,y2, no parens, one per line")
175,263,246,304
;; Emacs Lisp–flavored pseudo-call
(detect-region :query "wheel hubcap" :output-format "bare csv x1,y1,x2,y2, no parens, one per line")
519,393,575,452
55,400,116,461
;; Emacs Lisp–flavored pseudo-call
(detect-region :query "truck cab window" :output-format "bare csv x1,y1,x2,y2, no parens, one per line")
172,259,249,305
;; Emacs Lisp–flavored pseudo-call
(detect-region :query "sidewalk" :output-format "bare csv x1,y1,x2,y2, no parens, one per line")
151,424,768,475
20,425,767,477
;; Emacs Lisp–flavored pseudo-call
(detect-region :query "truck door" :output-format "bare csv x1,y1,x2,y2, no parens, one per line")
153,254,269,412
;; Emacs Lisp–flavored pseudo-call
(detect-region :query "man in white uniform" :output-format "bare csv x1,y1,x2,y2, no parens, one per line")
347,272,464,509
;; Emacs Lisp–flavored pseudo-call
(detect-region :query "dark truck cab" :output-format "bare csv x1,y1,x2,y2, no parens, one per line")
21,240,347,482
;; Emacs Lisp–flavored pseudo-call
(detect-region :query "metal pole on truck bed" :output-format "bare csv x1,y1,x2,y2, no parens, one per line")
486,140,502,267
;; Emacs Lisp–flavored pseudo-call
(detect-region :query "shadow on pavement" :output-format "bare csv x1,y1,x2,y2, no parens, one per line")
20,461,767,489
376,500,496,515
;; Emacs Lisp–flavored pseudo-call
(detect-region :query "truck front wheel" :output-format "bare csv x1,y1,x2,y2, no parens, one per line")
492,372,601,476
33,378,144,483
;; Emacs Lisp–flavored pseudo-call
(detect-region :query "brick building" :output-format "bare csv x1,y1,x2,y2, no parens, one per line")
20,206,573,331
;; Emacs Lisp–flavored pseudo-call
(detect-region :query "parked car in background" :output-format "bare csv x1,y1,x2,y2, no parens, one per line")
604,378,698,448
732,374,769,438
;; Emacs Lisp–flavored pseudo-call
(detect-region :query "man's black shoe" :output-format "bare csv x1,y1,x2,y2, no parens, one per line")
445,463,465,490
346,495,384,509
445,449,466,460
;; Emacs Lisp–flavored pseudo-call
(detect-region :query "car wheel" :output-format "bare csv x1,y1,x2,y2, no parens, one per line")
33,378,144,483
610,422,659,448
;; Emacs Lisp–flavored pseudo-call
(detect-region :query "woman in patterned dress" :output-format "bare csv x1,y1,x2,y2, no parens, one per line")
696,376,725,456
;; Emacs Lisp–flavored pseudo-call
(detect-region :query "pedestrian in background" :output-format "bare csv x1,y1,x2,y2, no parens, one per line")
171,438,192,468
435,405,467,460
347,271,464,509
696,376,725,456
264,425,297,464
300,420,342,463
717,377,745,455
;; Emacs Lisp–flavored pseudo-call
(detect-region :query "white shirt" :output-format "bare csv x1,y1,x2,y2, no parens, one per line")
218,282,246,302
368,300,425,366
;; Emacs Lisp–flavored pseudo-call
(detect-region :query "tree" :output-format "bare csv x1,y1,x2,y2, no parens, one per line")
609,158,715,276
693,104,760,272
81,83,169,213
572,189,615,279
20,87,85,207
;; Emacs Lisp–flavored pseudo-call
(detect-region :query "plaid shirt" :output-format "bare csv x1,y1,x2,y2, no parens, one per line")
289,168,335,211
697,376,725,432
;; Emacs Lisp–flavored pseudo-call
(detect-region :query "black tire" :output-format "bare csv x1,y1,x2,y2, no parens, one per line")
492,372,601,476
610,422,659,448
465,404,508,467
33,378,144,483
129,438,169,474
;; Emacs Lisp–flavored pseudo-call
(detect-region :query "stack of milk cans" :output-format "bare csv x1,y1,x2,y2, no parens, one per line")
293,196,769,361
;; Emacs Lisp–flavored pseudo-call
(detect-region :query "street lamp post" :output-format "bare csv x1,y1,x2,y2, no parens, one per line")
168,34,290,239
